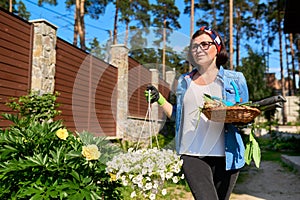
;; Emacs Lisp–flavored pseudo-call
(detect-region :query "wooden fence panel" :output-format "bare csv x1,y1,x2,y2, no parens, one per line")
0,9,32,128
55,39,117,136
128,57,170,120
128,57,152,118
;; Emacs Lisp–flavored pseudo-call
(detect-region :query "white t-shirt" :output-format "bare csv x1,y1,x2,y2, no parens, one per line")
178,80,225,157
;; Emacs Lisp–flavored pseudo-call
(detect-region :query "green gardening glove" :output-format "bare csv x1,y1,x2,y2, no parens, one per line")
144,85,166,106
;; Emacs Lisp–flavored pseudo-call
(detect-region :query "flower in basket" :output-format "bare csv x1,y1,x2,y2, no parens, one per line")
106,147,184,200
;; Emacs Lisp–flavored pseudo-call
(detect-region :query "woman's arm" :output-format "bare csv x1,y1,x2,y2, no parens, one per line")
160,100,173,118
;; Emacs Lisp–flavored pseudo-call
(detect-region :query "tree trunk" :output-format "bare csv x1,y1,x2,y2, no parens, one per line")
73,0,80,46
278,0,286,124
124,0,132,47
189,0,194,71
212,0,216,28
298,39,300,92
79,0,86,50
9,0,12,12
289,33,296,95
113,0,119,44
266,14,271,72
190,0,194,38
124,21,129,46
285,35,291,96
162,18,166,80
229,0,233,70
259,23,266,65
235,9,241,69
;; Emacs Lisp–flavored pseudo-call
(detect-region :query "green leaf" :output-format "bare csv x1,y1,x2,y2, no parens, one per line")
69,192,85,200
249,129,255,142
252,139,261,168
3,144,18,152
203,93,215,103
19,187,43,198
26,153,48,166
244,126,261,168
66,150,81,158
70,170,81,182
90,191,102,200
49,146,64,166
244,142,252,165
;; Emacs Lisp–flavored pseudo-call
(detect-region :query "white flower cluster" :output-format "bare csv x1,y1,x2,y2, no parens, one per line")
106,147,184,200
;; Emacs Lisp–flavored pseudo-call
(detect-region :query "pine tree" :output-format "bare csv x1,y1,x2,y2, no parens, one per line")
0,0,30,20
151,0,181,80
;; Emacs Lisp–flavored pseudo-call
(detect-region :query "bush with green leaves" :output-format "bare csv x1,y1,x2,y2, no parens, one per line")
0,92,122,199
6,91,61,122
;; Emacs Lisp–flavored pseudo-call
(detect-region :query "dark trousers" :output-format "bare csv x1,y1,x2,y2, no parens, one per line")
181,155,239,200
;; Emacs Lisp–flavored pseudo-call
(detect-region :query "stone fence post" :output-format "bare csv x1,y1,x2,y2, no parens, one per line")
109,44,129,138
166,68,176,92
30,19,57,94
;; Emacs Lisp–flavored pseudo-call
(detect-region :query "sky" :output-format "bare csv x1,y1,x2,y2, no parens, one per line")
21,0,289,80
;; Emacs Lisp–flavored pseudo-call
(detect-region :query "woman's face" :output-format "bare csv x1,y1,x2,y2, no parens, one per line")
191,33,218,67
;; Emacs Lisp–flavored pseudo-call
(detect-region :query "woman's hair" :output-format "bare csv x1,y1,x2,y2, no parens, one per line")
187,26,228,69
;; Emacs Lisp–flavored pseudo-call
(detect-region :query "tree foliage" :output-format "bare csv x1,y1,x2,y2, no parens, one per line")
236,45,272,101
0,0,30,20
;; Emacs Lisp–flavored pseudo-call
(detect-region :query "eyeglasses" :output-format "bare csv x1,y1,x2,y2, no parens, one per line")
191,41,215,51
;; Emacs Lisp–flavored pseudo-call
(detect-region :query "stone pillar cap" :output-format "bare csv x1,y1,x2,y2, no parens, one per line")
110,44,128,49
29,19,58,30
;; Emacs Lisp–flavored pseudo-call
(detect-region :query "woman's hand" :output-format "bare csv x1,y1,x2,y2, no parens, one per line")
144,85,166,106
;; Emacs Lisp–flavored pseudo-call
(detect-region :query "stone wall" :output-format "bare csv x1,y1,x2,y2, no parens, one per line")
276,96,299,123
109,44,129,138
126,117,166,143
30,19,57,94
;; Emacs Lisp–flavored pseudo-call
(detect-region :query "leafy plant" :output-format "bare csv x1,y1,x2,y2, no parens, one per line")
244,125,261,168
6,91,61,122
0,92,122,199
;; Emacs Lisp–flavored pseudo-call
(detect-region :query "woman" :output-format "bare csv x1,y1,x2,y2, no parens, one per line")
145,26,249,200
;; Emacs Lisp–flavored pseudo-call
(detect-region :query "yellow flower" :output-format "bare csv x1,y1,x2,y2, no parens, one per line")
109,173,117,181
56,128,69,140
82,144,101,161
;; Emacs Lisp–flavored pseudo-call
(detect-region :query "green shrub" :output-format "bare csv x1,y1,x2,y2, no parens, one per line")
6,91,61,122
0,92,122,199
258,134,300,153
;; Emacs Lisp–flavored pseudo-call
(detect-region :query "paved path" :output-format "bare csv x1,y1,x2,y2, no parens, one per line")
230,160,300,200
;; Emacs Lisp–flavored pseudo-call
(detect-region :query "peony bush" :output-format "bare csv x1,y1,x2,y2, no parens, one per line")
0,92,122,199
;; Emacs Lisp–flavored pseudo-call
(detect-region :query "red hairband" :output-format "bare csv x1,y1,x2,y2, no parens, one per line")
200,26,222,53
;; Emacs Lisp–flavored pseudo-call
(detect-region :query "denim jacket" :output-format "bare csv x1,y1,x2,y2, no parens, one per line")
171,66,249,170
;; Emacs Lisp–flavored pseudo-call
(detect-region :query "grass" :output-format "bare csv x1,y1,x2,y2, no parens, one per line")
261,150,281,162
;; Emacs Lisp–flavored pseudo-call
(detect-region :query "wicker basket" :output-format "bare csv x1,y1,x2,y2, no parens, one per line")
202,105,261,123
